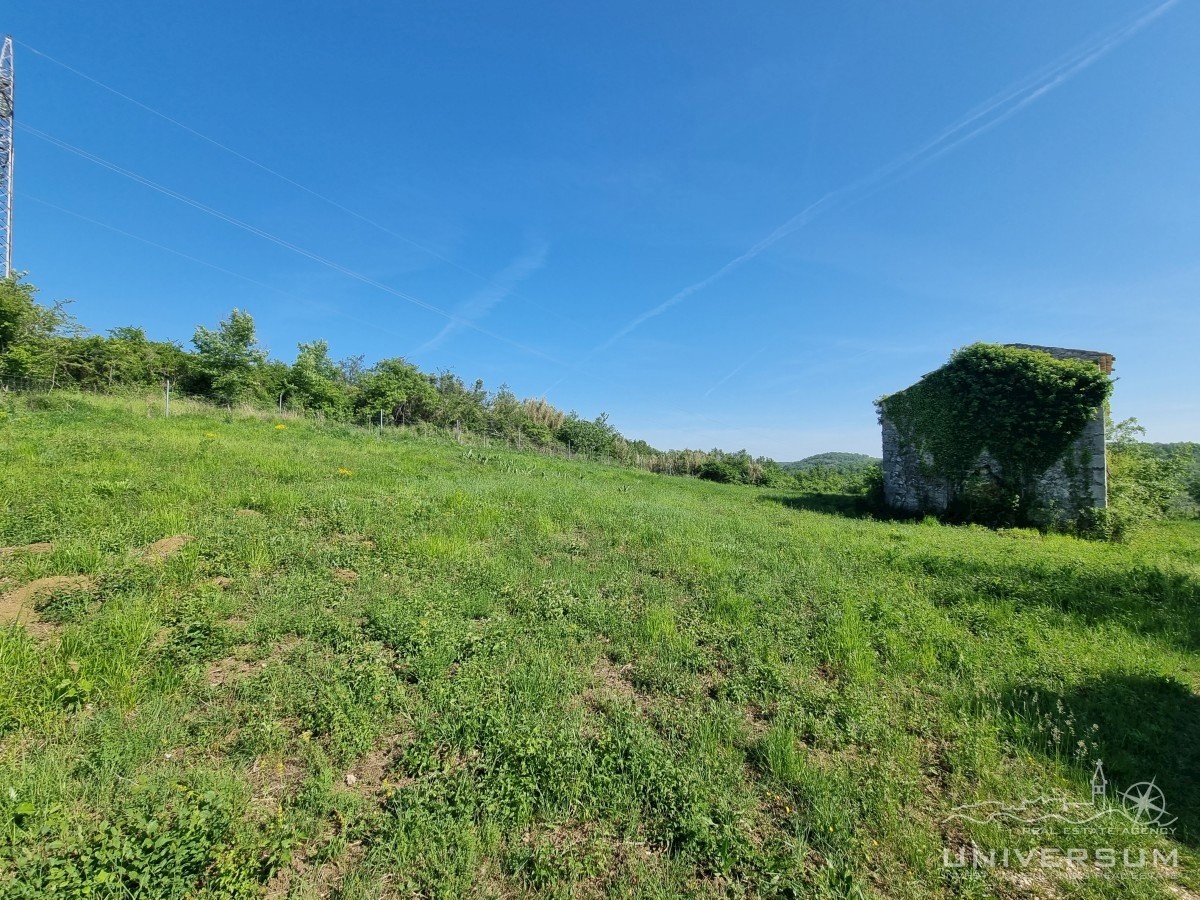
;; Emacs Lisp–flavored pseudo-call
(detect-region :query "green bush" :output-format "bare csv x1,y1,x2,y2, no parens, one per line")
1096,419,1189,540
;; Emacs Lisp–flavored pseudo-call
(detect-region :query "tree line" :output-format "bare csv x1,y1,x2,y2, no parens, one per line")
0,274,800,487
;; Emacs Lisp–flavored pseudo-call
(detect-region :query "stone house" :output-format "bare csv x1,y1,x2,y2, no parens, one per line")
880,344,1114,522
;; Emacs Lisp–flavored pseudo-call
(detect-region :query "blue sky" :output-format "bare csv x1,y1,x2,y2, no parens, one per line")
7,1,1198,458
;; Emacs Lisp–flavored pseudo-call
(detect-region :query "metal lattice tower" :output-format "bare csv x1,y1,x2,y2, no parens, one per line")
0,36,13,279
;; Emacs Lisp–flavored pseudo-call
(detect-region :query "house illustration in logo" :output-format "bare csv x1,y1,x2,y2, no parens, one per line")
1092,760,1108,801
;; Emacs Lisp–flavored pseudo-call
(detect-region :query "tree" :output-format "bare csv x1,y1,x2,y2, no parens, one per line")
190,309,267,404
427,370,487,431
356,357,437,425
290,340,352,417
107,327,188,385
557,412,619,456
1102,418,1188,538
0,275,77,381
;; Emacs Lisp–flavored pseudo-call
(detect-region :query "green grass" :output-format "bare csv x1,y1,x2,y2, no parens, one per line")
0,393,1197,898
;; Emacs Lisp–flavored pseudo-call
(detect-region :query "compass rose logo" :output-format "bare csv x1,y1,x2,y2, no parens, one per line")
1119,779,1174,827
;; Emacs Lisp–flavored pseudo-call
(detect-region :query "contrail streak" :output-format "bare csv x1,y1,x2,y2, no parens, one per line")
702,343,770,398
587,0,1178,366
21,124,567,368
20,191,460,355
17,39,577,328
414,240,548,355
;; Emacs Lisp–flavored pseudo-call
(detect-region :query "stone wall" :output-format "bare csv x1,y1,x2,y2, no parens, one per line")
880,416,949,513
880,345,1111,523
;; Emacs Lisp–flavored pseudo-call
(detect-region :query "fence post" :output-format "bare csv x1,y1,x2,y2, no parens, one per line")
164,378,171,417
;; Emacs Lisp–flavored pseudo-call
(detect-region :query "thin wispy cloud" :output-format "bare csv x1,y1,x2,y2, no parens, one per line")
590,0,1177,360
414,240,549,355
703,343,769,398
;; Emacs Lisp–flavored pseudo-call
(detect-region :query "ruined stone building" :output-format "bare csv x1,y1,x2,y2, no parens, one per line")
880,344,1114,522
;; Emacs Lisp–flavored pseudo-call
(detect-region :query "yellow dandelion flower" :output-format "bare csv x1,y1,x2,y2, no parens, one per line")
337,468,353,476
275,423,287,430
204,432,217,439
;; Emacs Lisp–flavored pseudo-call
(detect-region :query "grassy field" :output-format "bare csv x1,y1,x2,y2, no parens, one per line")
0,393,1197,899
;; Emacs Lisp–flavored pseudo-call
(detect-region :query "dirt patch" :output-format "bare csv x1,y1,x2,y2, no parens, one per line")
205,655,260,687
135,535,193,563
1,575,95,635
203,637,302,687
330,533,376,550
211,576,233,589
583,655,639,708
249,755,306,813
265,839,366,900
270,636,302,657
815,661,837,682
332,568,358,584
343,730,413,798
0,542,54,558
743,704,771,739
698,669,725,698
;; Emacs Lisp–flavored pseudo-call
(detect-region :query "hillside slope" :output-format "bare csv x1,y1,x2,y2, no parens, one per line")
1,394,1197,898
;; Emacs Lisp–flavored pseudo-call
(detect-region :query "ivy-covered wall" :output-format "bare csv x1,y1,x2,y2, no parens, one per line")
877,344,1113,526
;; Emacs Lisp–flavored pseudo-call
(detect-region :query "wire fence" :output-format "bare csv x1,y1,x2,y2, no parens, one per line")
0,374,57,393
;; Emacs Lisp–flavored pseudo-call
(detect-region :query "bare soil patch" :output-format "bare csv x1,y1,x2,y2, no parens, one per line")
0,575,95,635
0,542,54,558
249,755,306,813
742,705,770,739
584,655,639,707
330,533,376,550
332,568,358,583
204,655,260,687
265,838,367,900
204,637,302,687
343,729,413,798
135,535,193,563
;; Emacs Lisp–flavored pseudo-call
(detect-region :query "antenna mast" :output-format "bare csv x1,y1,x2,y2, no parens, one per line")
0,36,13,279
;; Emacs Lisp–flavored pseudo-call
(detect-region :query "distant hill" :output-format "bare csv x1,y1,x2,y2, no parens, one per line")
1147,441,1200,460
781,452,881,474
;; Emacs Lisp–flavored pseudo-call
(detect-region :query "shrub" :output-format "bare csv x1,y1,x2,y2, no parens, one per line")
1096,419,1188,540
